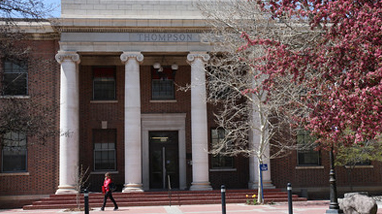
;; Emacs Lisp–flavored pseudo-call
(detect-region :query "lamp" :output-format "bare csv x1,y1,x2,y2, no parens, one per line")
153,62,161,69
171,63,178,71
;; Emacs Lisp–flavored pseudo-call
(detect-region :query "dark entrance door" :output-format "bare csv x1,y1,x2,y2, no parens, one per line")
149,131,179,189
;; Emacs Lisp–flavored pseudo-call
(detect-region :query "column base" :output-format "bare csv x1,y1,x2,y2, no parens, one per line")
55,185,78,195
122,183,144,193
248,180,276,189
190,182,213,191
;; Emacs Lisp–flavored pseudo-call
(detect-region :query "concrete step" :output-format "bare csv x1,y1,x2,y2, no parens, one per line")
23,189,306,210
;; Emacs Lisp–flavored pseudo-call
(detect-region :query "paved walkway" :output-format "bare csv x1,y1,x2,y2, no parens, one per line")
1,201,382,214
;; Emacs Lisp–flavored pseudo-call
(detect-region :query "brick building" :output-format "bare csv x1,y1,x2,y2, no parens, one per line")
1,0,382,207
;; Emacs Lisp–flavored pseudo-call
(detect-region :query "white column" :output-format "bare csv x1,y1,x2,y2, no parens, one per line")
55,51,80,194
120,52,144,192
187,53,212,191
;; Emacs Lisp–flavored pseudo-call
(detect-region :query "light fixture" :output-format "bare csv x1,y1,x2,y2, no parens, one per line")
153,62,161,69
171,63,178,71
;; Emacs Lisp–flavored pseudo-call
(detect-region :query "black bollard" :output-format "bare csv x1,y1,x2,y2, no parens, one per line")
287,183,293,214
84,188,89,214
221,185,226,214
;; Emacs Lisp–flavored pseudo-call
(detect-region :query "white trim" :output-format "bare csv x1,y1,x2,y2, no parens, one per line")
209,168,237,172
0,172,30,176
0,95,30,99
295,166,325,170
345,165,374,169
149,100,177,103
141,113,187,190
90,100,118,104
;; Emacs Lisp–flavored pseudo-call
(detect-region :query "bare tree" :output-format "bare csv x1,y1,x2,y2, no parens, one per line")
0,1,59,148
74,165,91,210
193,0,322,203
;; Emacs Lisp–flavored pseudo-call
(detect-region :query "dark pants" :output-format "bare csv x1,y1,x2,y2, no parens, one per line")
102,191,118,208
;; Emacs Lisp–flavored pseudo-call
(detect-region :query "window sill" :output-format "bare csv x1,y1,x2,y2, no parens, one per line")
345,165,374,169
90,171,119,175
90,100,118,104
150,100,177,103
0,95,30,99
295,166,324,170
210,168,237,172
0,172,29,176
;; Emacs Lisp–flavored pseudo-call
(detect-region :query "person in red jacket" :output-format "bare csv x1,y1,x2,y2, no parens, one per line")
101,172,118,211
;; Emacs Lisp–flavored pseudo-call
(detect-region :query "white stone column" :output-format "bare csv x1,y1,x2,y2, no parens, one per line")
187,53,212,191
55,51,80,194
120,52,144,192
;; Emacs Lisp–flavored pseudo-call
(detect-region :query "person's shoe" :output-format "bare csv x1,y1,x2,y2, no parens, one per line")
101,207,104,211
113,207,118,211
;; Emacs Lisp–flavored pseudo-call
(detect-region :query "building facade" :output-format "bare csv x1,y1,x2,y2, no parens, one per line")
1,0,382,207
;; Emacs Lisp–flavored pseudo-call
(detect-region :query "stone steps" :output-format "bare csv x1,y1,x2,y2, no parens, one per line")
23,189,306,210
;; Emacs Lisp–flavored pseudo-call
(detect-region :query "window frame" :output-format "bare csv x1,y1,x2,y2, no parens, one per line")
151,66,175,100
1,131,28,173
297,130,321,166
92,67,116,101
210,128,234,169
2,60,28,96
93,129,117,171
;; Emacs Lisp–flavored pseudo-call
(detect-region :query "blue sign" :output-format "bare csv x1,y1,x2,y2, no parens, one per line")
260,164,268,171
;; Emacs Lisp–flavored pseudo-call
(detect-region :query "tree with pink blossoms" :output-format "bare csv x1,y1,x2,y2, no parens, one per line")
241,0,382,149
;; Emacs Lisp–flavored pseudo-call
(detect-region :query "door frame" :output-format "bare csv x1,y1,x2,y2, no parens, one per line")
142,113,187,190
149,131,179,189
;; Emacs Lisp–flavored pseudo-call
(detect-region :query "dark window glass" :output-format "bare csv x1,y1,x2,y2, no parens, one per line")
93,67,116,100
297,130,320,166
2,132,27,172
93,129,116,171
211,128,234,169
152,67,175,100
2,61,28,95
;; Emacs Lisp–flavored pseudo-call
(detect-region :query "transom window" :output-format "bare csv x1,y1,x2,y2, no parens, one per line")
151,67,175,100
2,131,27,172
93,67,116,100
93,129,116,171
297,130,320,166
2,60,28,96
211,128,234,169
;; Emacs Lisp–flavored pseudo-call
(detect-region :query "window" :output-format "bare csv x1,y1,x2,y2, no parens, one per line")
2,131,27,172
297,130,320,166
152,67,175,100
211,128,234,169
2,60,28,95
93,67,116,100
93,129,116,171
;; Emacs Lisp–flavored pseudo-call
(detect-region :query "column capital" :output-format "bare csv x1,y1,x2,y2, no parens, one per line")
187,52,210,64
55,51,80,64
120,52,144,64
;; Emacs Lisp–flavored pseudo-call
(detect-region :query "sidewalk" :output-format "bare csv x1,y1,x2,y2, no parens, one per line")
1,201,382,214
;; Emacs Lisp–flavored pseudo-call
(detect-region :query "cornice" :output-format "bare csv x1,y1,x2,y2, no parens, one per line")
55,26,210,34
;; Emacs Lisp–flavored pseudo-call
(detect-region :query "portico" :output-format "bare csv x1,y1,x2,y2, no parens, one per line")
54,0,270,194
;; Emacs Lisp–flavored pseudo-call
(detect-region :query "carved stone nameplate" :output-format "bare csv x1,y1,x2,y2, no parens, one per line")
61,32,200,43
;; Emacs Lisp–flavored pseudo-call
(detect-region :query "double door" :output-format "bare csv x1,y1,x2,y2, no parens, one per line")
149,131,179,189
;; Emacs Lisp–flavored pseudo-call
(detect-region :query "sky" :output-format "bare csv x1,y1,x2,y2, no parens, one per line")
42,0,61,17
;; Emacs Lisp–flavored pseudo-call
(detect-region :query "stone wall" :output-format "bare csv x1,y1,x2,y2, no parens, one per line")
61,0,206,19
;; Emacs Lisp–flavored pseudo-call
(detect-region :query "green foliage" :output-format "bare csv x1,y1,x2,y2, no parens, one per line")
335,136,382,167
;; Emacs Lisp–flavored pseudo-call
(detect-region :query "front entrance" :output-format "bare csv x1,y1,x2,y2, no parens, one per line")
149,131,179,189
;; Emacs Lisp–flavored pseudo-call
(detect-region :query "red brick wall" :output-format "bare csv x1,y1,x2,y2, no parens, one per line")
271,150,382,198
0,38,60,197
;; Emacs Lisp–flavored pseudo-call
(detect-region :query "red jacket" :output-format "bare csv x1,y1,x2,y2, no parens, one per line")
103,178,112,192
